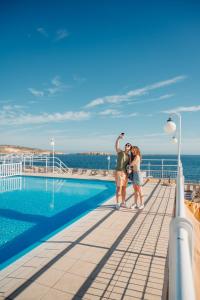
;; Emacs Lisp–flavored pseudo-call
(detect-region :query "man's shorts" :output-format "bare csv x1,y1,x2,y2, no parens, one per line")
115,171,128,187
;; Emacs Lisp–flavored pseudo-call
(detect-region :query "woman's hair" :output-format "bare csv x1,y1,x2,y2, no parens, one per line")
131,146,142,159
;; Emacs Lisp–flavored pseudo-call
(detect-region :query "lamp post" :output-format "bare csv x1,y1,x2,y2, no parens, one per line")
107,155,111,170
164,113,182,169
50,138,55,174
50,179,55,209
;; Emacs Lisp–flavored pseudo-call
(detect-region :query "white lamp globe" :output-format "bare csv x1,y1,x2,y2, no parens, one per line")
164,117,176,134
172,136,178,144
50,138,55,146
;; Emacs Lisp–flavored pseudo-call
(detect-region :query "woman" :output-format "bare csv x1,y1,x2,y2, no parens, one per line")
129,146,144,209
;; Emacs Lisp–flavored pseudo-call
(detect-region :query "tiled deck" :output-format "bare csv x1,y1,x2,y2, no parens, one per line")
0,179,175,300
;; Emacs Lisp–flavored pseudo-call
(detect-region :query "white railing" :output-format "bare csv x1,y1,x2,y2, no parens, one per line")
169,163,196,300
0,155,183,179
0,162,22,178
0,154,71,174
22,155,71,174
141,158,178,179
0,176,22,193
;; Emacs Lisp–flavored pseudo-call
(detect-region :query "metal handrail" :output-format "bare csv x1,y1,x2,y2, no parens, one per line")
21,155,71,174
169,163,196,300
142,164,177,167
0,162,22,178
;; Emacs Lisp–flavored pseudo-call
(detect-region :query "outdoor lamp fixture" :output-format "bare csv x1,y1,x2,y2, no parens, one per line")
164,117,177,134
107,155,111,170
172,136,178,144
50,137,55,174
164,113,182,168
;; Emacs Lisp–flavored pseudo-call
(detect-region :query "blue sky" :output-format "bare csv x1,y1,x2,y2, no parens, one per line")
0,0,200,154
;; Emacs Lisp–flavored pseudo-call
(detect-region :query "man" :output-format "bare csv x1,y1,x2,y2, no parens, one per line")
115,134,132,209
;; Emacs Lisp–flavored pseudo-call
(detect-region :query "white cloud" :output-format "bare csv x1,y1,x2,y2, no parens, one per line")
159,94,174,100
0,105,90,125
47,87,61,95
51,76,61,87
98,109,120,116
97,109,139,118
147,76,186,89
112,112,139,118
37,27,48,37
55,29,69,41
28,76,69,97
143,132,166,137
48,76,69,95
28,88,44,97
47,77,70,95
163,105,200,113
2,104,25,111
128,94,174,105
0,99,13,104
87,98,104,108
36,27,69,42
85,75,186,108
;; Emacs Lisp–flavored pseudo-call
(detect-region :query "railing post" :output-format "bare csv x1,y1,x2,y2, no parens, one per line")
23,156,26,172
148,162,151,177
46,157,48,173
161,159,164,179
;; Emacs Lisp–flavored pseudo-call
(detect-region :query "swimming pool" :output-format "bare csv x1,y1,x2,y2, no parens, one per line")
0,176,115,270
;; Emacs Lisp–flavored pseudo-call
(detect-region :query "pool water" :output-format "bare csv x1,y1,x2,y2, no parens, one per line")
0,176,115,270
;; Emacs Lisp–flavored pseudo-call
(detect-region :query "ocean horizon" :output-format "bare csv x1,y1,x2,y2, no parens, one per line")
54,154,200,183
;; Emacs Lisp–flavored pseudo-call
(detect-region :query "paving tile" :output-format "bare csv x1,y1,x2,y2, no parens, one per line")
52,257,77,272
53,272,86,294
143,292,162,300
68,260,96,277
13,282,50,300
41,288,74,300
85,286,105,297
109,291,123,299
0,278,25,295
23,256,50,268
35,267,65,287
7,266,37,280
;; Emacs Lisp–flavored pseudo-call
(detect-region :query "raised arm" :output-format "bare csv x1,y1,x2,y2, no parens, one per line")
115,135,123,153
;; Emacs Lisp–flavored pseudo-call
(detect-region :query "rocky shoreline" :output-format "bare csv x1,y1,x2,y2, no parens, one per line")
77,152,113,156
0,145,62,155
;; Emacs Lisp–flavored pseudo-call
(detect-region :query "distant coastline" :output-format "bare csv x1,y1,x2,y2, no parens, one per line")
0,145,63,155
0,145,198,156
76,152,113,156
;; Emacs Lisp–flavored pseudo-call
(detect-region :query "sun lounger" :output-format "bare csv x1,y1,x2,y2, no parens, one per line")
102,170,109,176
90,169,98,176
72,168,79,174
79,169,87,175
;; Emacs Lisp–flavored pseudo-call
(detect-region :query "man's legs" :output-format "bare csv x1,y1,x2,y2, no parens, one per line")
121,186,126,204
116,187,120,203
115,171,128,208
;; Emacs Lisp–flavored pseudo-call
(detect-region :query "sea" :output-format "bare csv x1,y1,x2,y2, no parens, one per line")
55,154,200,183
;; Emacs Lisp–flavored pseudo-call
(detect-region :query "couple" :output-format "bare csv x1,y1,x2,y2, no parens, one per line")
115,133,144,210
